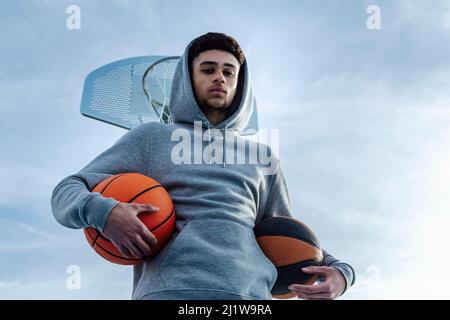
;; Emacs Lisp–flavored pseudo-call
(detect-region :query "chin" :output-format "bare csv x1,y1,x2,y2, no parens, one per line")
205,100,229,109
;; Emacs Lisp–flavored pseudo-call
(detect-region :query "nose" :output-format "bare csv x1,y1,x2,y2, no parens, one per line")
213,70,226,83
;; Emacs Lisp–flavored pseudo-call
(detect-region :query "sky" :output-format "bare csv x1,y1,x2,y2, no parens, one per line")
1,0,450,299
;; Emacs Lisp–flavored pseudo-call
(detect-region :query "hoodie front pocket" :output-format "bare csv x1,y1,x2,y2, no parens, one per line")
159,219,277,298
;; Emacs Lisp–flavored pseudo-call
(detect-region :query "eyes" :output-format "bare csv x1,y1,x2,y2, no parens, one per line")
201,68,235,78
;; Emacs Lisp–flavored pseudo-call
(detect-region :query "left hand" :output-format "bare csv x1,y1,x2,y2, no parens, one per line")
288,266,346,300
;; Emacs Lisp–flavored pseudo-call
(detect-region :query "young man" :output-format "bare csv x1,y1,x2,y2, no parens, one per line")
51,32,355,300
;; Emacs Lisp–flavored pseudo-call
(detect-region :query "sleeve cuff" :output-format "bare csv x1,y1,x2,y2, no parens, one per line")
82,192,119,232
331,264,355,297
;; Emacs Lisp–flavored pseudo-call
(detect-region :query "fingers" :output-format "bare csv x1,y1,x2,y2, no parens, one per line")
118,236,154,259
133,204,159,255
117,244,135,260
288,283,330,294
292,266,346,300
127,242,143,259
302,266,332,276
133,203,160,216
129,222,158,258
294,291,334,300
288,269,336,300
134,235,153,257
123,226,157,258
105,202,161,260
140,226,158,249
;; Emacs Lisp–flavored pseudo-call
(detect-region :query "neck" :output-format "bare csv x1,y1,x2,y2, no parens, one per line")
202,107,227,127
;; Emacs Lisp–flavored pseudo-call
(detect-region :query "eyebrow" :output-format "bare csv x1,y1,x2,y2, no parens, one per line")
199,61,238,69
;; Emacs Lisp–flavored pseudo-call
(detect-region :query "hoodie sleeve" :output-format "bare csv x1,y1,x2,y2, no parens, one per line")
259,163,356,295
51,124,149,232
322,249,356,296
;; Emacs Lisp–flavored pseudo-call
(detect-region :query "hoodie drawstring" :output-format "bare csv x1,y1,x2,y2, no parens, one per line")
206,124,212,164
222,124,228,167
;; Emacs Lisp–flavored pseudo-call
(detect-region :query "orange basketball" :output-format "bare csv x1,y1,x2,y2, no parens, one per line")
254,216,323,299
84,173,176,265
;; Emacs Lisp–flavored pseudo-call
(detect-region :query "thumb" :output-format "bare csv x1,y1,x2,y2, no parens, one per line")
137,203,160,213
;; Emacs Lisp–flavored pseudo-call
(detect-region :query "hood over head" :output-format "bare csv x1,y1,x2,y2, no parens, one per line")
168,37,259,135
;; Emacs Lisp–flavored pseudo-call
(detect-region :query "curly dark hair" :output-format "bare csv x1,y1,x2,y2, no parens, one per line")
188,32,245,68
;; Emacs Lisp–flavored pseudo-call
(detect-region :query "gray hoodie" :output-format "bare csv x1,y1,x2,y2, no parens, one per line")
51,39,355,300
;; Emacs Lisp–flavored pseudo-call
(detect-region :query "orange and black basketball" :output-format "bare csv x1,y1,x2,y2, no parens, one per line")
84,173,175,265
254,216,323,299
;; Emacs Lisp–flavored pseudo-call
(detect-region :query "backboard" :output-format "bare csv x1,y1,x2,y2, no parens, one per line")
80,55,180,130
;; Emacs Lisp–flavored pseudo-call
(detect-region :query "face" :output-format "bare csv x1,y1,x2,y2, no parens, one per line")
191,49,240,111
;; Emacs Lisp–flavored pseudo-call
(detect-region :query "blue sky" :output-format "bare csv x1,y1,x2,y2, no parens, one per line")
1,0,450,299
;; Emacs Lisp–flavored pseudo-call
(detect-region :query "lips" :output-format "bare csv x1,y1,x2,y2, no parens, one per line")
209,87,227,94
